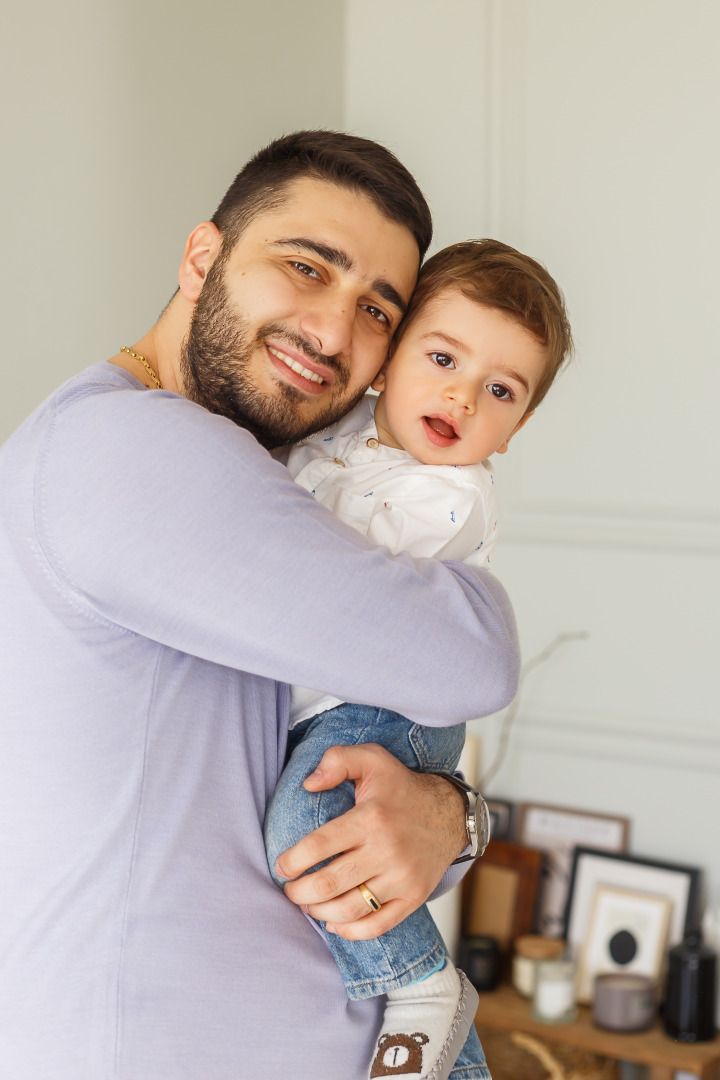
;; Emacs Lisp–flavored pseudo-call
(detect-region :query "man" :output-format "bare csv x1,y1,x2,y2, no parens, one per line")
0,132,518,1079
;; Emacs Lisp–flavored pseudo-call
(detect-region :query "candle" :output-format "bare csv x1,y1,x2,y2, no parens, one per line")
593,973,656,1032
532,959,578,1024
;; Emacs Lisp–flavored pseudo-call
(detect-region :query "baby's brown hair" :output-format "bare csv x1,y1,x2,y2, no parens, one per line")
392,239,573,413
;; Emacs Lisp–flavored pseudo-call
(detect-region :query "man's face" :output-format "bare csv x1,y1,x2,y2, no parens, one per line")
181,178,420,447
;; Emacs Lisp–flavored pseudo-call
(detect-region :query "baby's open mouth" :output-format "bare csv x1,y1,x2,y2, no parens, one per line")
425,416,458,440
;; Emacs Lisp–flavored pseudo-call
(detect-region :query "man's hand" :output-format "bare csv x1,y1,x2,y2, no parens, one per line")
273,743,467,940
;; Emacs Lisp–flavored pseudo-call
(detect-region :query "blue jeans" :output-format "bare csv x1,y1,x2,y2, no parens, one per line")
265,704,491,1079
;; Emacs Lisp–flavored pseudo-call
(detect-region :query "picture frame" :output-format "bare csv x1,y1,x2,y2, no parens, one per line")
576,885,673,1002
563,847,701,962
461,839,543,950
519,802,629,937
486,798,513,842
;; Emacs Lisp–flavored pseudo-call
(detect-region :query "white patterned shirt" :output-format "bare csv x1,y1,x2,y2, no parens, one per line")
287,395,498,724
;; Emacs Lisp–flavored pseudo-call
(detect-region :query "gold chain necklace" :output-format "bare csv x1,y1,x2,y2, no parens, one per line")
120,345,163,390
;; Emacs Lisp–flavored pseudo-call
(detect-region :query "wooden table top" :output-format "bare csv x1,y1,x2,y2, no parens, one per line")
475,984,720,1073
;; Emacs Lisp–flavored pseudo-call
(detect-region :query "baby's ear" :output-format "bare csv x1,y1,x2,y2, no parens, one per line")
370,362,388,392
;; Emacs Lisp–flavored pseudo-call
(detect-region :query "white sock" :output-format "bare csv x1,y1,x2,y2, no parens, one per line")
368,963,477,1080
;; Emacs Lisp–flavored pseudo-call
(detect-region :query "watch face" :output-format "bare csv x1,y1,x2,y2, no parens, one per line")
475,794,490,855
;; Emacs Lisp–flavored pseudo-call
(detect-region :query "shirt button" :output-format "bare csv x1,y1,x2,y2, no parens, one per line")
333,457,346,467
366,438,379,449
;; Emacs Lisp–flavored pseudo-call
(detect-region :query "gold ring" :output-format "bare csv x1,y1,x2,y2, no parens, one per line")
358,883,382,912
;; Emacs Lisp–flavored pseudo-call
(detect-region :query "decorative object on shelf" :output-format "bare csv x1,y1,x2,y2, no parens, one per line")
592,972,657,1032
702,904,720,1027
664,929,718,1043
563,848,701,964
532,957,578,1025
457,935,501,992
513,935,566,998
576,885,672,1002
462,840,543,951
519,804,629,938
487,798,513,841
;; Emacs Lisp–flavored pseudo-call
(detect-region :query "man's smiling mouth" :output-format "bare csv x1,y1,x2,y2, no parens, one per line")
267,345,326,384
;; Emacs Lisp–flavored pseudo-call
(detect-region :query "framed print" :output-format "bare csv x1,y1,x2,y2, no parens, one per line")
519,803,629,937
461,840,543,950
576,885,672,1002
487,799,513,842
564,848,701,961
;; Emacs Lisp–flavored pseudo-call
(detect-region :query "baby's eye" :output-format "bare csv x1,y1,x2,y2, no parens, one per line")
291,261,321,280
488,383,513,401
362,304,390,326
430,352,456,369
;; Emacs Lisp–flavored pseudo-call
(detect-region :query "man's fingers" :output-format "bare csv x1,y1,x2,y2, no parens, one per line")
324,899,410,941
303,742,388,793
283,851,362,907
298,881,385,927
276,810,365,884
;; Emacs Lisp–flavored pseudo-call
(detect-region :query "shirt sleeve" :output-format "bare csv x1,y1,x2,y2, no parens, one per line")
37,386,519,727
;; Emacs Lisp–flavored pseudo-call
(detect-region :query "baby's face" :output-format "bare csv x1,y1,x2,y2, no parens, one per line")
372,288,547,466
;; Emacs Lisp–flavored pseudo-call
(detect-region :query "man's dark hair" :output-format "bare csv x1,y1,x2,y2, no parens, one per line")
211,130,432,260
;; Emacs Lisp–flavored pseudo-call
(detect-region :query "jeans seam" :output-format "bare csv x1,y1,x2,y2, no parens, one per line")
340,941,446,998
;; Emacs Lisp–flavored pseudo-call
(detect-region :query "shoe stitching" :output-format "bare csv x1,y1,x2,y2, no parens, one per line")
422,970,475,1080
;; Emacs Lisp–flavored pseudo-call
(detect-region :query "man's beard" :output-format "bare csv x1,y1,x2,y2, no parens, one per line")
180,259,367,449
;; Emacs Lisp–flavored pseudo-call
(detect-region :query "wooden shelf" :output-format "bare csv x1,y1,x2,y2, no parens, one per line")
475,985,720,1080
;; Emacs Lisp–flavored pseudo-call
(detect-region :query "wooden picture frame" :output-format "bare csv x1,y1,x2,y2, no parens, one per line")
461,839,543,951
518,802,630,937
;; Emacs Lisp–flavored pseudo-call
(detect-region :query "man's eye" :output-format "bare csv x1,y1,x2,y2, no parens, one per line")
362,304,389,326
292,261,321,279
488,383,513,401
430,352,455,369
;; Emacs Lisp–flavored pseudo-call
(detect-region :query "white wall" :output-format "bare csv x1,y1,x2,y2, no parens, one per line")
345,0,720,921
0,0,344,441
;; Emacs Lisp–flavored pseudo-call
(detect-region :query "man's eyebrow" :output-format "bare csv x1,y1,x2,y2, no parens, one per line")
420,331,531,392
275,237,354,272
274,237,408,316
371,278,408,316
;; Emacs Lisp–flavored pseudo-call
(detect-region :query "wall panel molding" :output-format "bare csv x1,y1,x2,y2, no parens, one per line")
511,703,720,773
502,502,720,553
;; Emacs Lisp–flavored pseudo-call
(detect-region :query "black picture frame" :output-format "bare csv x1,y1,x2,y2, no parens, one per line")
562,847,701,958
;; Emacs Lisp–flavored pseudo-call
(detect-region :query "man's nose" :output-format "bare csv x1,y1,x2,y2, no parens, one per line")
298,296,355,358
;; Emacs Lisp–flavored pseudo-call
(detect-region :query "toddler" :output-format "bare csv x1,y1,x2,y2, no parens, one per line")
265,239,573,1080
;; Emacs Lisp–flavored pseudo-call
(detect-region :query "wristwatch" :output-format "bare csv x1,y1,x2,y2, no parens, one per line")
426,772,491,864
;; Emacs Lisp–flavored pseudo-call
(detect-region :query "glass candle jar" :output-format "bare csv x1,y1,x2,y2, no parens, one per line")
532,958,578,1024
512,936,566,998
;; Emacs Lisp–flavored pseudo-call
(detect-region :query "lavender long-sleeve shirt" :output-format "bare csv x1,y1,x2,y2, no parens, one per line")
0,363,519,1079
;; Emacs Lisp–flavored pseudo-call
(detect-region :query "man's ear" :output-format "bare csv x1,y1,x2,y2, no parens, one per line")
496,409,534,454
178,222,223,302
371,360,389,393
